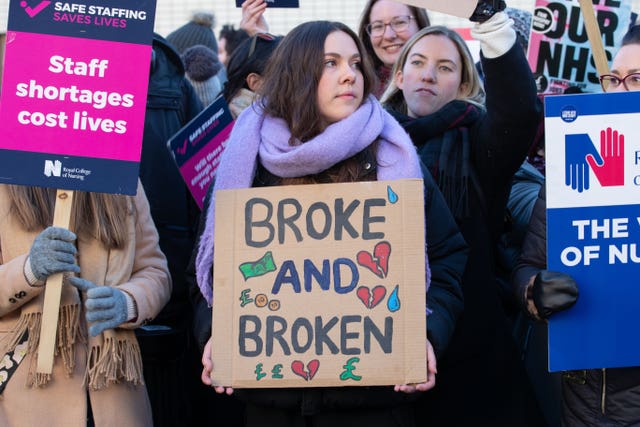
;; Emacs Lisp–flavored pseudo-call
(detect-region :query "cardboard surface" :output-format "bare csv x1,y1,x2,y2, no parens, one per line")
545,91,640,370
211,179,427,388
397,0,476,19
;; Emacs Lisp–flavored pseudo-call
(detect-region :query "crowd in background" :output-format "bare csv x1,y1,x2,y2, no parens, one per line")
1,0,640,426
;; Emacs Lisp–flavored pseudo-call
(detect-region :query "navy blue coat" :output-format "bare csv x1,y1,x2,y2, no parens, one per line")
140,34,203,327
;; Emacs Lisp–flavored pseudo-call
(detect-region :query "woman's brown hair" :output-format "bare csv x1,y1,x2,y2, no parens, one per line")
7,186,132,249
258,21,376,144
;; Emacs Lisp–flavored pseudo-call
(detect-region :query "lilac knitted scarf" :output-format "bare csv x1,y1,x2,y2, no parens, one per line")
195,95,427,304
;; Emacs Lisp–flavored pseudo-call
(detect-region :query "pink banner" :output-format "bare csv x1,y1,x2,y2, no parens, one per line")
0,31,150,161
528,0,632,94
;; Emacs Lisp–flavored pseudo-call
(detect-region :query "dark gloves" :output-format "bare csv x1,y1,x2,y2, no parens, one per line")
469,0,507,22
68,277,130,336
28,226,80,282
531,271,579,319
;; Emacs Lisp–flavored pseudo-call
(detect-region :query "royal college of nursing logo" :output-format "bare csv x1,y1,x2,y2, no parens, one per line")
43,159,62,177
565,127,625,193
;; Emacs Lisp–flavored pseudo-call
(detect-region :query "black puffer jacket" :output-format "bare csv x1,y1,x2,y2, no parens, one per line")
513,187,640,427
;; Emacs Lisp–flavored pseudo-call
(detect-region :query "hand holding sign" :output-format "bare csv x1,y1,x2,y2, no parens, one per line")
68,277,129,337
28,227,80,282
235,0,298,9
201,336,235,395
394,338,437,393
469,0,506,23
240,0,269,36
531,271,579,319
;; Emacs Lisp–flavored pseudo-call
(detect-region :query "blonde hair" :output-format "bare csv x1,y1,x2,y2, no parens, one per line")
7,186,133,249
380,26,485,114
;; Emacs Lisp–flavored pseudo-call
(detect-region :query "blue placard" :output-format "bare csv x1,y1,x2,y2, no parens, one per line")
0,149,139,194
235,0,299,7
544,91,640,371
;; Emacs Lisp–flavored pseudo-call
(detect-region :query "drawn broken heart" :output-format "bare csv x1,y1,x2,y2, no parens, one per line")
291,359,320,381
356,285,387,309
357,241,391,278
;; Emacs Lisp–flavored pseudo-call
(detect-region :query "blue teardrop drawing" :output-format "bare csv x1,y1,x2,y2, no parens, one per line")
387,285,400,312
387,186,398,204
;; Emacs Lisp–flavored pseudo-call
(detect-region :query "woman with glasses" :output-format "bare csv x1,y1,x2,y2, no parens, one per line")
193,20,467,427
357,0,430,97
599,25,640,93
513,25,640,427
381,7,544,426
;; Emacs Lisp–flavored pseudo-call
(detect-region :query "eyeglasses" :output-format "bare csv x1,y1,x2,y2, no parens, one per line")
248,33,277,59
599,73,640,92
366,15,415,37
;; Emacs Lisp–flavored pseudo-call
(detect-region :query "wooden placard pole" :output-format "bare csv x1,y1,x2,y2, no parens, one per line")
578,0,611,76
36,189,74,374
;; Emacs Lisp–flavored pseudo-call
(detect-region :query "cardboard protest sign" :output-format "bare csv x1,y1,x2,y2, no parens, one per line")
0,0,156,195
397,0,476,19
235,0,299,7
168,96,234,208
211,179,427,388
528,0,631,94
545,91,640,371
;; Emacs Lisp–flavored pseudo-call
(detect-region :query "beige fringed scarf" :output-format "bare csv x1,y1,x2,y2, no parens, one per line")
0,280,143,390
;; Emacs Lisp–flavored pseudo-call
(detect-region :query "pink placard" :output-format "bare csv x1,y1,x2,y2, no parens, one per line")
177,123,233,208
0,31,150,161
527,0,632,94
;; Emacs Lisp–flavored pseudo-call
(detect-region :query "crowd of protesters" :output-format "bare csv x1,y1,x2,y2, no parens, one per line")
1,0,639,426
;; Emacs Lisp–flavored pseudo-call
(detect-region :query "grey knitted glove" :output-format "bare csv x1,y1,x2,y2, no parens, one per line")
68,277,129,336
28,226,80,281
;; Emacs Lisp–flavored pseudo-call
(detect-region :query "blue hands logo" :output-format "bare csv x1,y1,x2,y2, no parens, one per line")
565,128,625,192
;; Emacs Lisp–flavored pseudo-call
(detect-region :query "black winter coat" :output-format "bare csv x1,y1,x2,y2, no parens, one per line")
388,42,543,426
139,34,203,328
187,149,467,427
513,187,640,427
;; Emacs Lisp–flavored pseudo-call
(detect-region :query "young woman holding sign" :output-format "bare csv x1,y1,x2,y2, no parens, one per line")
0,183,170,426
193,20,467,427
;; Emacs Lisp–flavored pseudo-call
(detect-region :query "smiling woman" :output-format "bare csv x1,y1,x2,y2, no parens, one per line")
357,0,430,97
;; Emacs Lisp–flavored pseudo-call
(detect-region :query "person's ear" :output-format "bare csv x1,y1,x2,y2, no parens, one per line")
246,73,263,92
458,81,469,97
394,69,405,90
